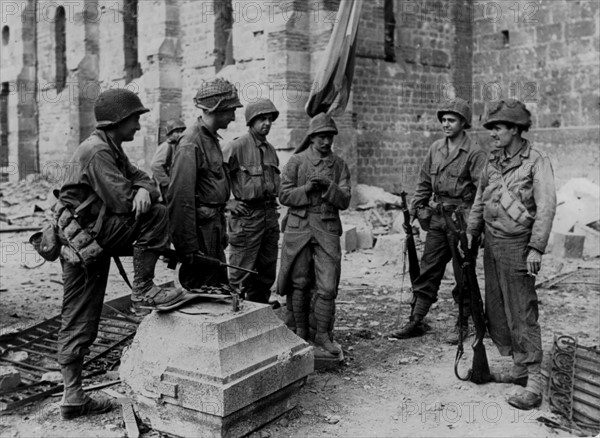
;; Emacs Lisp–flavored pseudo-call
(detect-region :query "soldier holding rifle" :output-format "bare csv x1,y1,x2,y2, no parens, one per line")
466,99,556,410
389,98,486,343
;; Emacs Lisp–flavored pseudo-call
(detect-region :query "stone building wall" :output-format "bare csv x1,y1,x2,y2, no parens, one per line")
471,0,600,186
1,0,598,189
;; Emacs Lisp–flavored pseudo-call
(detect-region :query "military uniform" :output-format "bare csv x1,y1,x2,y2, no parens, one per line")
56,89,184,420
168,79,242,288
277,114,351,354
151,119,186,201
391,98,486,340
467,99,556,410
224,99,281,303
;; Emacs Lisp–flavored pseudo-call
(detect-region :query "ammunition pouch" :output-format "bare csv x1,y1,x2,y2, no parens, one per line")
416,206,433,231
29,222,62,262
56,194,106,266
498,175,535,228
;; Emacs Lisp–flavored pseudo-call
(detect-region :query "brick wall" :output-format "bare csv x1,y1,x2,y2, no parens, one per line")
354,0,472,192
472,0,600,184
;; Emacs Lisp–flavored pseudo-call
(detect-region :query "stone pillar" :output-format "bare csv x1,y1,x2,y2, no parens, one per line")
138,0,183,170
16,0,39,179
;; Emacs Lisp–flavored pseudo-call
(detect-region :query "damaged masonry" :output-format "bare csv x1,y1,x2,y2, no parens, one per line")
1,1,600,438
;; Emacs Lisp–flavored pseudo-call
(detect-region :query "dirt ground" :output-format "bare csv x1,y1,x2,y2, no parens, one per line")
1,181,599,438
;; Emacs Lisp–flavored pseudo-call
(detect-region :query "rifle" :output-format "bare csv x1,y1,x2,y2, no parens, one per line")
444,210,492,384
399,191,420,283
160,248,258,275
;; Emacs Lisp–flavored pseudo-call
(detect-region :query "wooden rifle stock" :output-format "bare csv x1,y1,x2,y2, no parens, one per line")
399,191,420,283
449,212,492,384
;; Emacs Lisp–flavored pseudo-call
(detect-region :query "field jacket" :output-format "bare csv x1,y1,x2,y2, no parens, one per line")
467,140,556,253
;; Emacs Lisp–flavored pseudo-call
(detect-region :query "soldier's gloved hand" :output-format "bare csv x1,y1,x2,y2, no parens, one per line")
311,175,332,190
526,248,543,276
132,188,151,219
226,199,249,216
459,233,475,258
304,179,320,193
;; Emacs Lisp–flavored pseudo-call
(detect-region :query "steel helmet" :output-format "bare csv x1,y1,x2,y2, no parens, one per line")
94,88,149,128
245,99,279,126
437,98,472,129
483,99,532,131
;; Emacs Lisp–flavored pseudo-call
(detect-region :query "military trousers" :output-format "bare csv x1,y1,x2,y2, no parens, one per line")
411,213,468,307
228,206,280,303
484,231,542,371
179,206,228,289
58,204,169,366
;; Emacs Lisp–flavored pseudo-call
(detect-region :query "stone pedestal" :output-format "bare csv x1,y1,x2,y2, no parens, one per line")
120,301,313,438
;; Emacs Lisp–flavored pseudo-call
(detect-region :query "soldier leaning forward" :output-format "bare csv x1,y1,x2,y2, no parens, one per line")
467,99,556,410
223,99,281,304
277,113,351,355
389,98,486,342
55,89,185,420
168,79,242,288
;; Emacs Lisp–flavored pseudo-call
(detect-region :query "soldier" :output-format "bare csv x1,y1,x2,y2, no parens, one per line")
389,98,486,342
56,89,185,420
150,118,186,201
168,79,242,288
223,99,281,304
466,99,556,410
277,113,351,355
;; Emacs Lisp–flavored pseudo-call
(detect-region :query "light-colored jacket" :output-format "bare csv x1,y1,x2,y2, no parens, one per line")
467,140,556,253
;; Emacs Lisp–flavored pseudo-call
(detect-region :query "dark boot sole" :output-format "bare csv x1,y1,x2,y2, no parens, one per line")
61,401,113,420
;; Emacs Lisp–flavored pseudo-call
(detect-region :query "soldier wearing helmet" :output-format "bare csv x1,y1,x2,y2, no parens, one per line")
466,99,556,410
277,113,351,356
150,118,186,201
222,98,281,304
389,97,486,343
168,78,242,288
56,88,185,420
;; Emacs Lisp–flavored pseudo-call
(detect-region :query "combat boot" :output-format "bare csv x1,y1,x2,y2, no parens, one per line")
60,360,114,420
388,295,432,339
313,296,341,355
507,365,543,410
131,247,185,308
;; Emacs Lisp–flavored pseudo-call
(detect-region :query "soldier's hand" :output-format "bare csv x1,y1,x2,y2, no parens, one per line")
226,199,249,216
526,248,543,276
132,188,151,219
459,233,474,258
305,180,320,193
310,175,332,189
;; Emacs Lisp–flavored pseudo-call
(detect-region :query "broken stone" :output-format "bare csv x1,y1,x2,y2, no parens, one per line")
40,371,62,383
353,184,403,207
573,223,600,257
552,232,586,258
356,228,374,249
341,226,358,253
6,351,28,362
372,234,405,266
0,366,21,391
327,415,341,424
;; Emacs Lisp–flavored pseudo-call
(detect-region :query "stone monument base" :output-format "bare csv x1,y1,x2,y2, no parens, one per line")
120,301,313,438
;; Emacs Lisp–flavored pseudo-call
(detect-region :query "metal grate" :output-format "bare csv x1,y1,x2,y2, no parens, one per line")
548,334,600,435
0,295,139,411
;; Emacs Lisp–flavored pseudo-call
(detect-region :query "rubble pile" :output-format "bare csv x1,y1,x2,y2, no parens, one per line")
0,176,56,229
551,178,600,258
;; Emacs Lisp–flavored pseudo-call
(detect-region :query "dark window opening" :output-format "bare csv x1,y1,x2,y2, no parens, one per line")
124,0,142,83
2,26,9,46
214,0,234,72
55,7,67,93
501,30,509,47
384,0,396,62
1,82,9,181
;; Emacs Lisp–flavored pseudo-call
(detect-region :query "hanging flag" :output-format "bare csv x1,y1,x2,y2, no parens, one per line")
305,0,364,117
